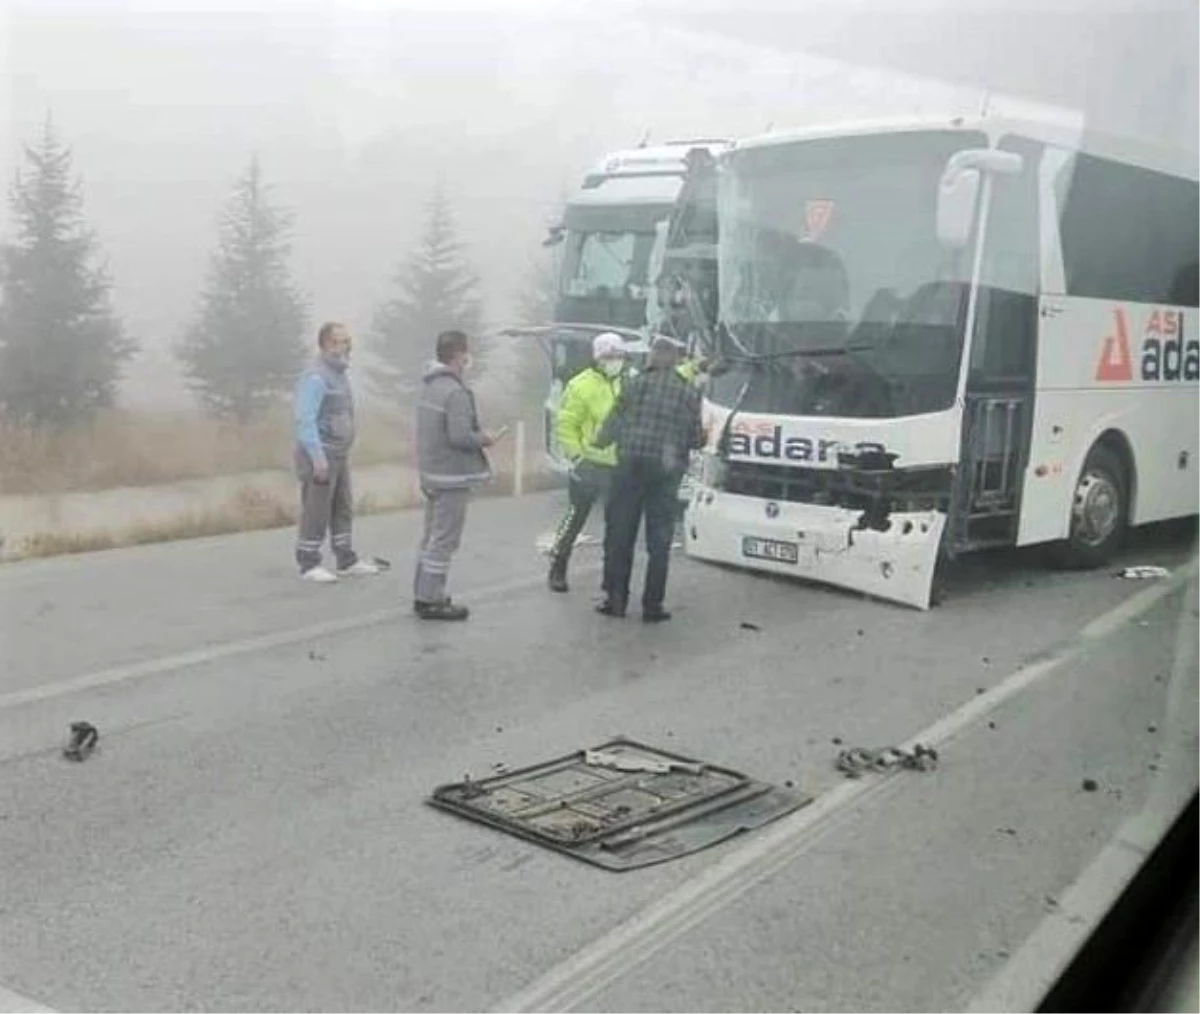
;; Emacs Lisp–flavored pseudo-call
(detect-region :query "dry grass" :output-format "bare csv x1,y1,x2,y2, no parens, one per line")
0,407,412,496
11,465,562,562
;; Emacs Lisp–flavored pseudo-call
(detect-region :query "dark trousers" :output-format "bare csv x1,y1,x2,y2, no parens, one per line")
603,458,683,612
549,461,612,576
296,450,357,572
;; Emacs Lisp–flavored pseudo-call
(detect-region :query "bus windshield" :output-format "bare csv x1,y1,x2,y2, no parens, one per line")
714,130,987,418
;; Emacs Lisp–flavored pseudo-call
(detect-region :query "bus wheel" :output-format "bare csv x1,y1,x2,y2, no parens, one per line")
1050,443,1129,570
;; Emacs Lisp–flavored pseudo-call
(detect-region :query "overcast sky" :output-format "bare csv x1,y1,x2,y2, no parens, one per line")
1,0,1195,408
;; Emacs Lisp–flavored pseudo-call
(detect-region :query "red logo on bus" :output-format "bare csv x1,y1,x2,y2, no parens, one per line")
804,200,834,241
1095,307,1133,382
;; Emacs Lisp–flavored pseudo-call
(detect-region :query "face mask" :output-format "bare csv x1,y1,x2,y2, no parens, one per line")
460,354,474,373
324,351,350,371
599,359,623,378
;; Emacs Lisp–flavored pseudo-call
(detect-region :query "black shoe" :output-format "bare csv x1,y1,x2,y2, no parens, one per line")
595,599,627,618
548,565,569,593
414,600,469,621
642,608,672,623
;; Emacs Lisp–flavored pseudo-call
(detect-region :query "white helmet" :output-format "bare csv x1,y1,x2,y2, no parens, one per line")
592,332,626,361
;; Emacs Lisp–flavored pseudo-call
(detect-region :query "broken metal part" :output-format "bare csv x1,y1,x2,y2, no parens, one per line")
583,746,703,776
429,738,810,871
63,722,99,762
835,743,939,779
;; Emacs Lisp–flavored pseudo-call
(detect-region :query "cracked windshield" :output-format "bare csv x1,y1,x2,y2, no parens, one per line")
0,0,1196,1012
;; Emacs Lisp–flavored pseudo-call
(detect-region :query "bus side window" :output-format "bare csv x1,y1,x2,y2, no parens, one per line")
1058,155,1199,307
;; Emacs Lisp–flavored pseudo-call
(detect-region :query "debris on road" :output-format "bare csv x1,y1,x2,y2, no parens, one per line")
1081,778,1099,792
739,621,762,632
583,746,702,775
997,827,1018,837
63,721,99,762
1118,565,1171,579
831,736,843,745
835,744,938,778
308,650,326,662
429,738,810,871
1147,724,1158,733
370,556,392,572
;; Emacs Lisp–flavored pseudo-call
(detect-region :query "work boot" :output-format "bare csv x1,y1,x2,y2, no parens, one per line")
595,598,627,618
414,599,470,621
548,558,569,593
642,608,672,624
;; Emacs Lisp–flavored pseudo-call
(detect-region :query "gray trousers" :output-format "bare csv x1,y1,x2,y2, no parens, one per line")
413,486,470,604
296,450,357,572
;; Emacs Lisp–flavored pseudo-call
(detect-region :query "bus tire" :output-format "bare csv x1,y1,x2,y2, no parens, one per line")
1049,442,1129,570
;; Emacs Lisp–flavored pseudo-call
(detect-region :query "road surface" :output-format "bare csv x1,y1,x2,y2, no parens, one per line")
0,490,1195,1012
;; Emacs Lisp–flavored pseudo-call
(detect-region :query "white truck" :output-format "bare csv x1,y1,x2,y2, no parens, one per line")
528,140,727,473
683,113,1198,608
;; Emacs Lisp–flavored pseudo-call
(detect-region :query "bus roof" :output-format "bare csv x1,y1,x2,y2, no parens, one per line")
731,113,1197,182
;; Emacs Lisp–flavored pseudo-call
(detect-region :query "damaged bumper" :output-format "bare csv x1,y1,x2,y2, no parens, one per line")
684,486,946,610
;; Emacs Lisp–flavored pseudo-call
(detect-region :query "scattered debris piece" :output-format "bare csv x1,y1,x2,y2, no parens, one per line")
1137,620,1150,627
495,726,504,733
583,746,702,775
1148,724,1158,733
997,827,1018,837
784,779,795,788
740,621,762,632
835,744,938,778
856,629,865,637
370,556,392,572
987,721,997,730
1081,778,1099,792
1149,763,1159,772
982,656,991,665
1118,565,1170,580
831,736,843,746
1045,895,1059,908
429,737,810,871
976,687,986,695
63,722,99,762
308,650,326,662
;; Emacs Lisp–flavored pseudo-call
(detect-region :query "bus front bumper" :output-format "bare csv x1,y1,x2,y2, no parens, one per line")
684,487,946,610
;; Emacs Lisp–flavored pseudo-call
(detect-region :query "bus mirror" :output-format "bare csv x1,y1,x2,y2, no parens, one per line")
937,148,1025,248
937,168,981,249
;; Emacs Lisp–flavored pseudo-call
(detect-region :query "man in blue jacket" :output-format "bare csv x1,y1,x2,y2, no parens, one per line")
293,322,382,583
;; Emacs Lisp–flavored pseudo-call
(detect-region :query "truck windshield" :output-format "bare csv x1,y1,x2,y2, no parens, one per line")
714,130,987,418
561,229,659,301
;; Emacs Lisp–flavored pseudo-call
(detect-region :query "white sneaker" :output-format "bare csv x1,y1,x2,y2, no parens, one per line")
301,566,339,584
338,558,382,577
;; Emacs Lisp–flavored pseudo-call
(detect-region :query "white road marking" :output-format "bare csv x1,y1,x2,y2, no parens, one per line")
493,558,1199,1013
0,565,601,714
0,982,54,1014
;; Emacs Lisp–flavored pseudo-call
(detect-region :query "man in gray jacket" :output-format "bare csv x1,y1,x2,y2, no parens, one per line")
413,330,504,620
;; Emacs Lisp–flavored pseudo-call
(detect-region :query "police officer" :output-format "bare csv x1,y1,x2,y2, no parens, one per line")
547,332,628,593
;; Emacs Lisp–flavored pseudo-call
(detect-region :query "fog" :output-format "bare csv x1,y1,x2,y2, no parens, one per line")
1,0,1195,409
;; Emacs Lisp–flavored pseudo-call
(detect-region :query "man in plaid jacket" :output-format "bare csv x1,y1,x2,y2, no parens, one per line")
592,335,705,622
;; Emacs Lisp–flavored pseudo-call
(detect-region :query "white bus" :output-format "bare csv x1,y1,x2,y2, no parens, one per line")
685,114,1199,609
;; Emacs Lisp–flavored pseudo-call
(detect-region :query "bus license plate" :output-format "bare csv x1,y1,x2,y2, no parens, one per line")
742,536,799,565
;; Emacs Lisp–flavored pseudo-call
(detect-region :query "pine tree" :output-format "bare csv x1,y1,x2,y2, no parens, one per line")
178,156,308,422
0,116,135,428
371,187,484,395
